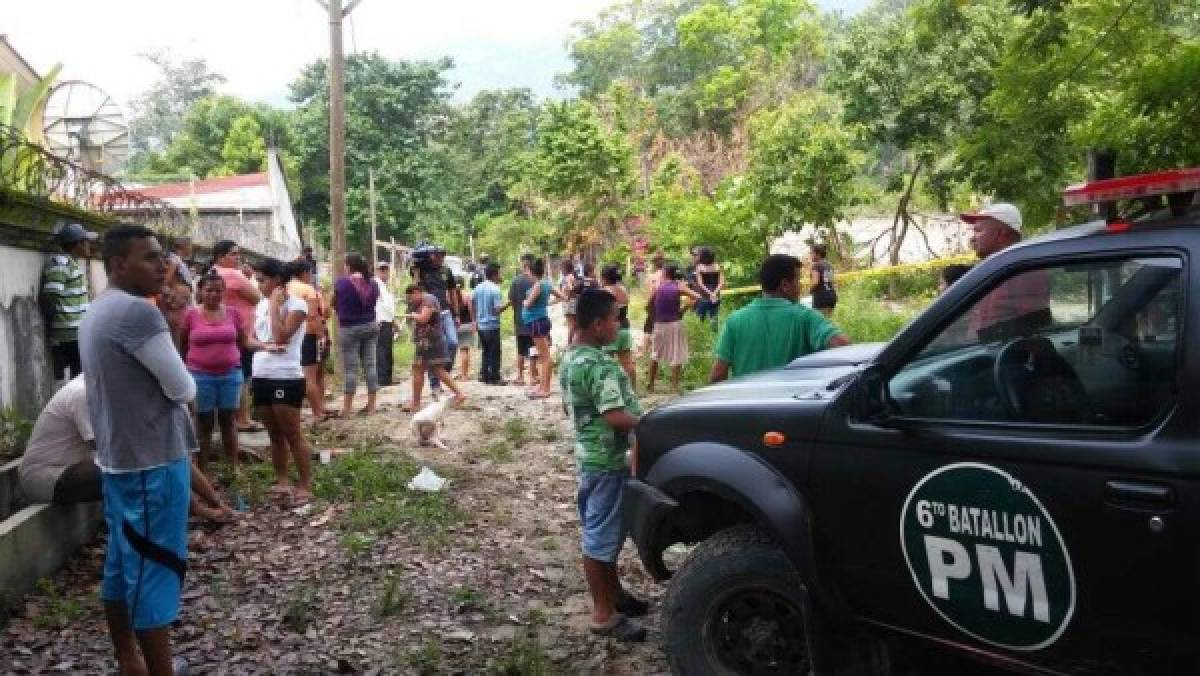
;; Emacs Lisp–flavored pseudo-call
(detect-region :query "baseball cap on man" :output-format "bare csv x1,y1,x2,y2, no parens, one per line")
58,222,99,246
960,202,1022,233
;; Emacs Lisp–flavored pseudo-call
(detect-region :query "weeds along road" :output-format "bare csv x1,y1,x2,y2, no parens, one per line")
4,372,672,675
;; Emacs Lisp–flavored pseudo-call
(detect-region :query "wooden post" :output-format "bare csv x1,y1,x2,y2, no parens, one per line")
317,0,364,278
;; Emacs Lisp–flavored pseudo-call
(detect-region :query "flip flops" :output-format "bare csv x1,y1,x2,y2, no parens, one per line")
589,614,647,643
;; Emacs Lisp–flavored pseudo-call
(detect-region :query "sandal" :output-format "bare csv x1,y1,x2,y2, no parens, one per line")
589,614,646,643
526,391,550,400
238,423,264,433
615,592,650,618
321,411,342,420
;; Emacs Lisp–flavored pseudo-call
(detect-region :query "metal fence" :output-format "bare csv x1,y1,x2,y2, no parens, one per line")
0,124,184,230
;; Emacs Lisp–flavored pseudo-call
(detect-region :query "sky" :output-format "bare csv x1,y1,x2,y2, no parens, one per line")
2,0,869,112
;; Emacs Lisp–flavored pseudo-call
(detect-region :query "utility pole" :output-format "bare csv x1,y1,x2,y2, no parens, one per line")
368,167,379,271
315,0,364,277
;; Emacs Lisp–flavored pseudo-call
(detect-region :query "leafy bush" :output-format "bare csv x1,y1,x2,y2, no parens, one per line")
0,407,32,462
831,288,925,343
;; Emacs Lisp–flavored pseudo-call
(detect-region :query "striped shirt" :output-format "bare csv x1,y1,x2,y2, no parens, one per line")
41,254,89,345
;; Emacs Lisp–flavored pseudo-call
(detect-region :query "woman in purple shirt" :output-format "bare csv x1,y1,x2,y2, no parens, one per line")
332,252,381,417
648,262,702,391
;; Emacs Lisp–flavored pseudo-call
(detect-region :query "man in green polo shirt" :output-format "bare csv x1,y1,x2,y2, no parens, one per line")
710,253,850,382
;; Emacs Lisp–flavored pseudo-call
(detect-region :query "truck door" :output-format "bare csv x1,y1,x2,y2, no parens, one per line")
810,249,1198,672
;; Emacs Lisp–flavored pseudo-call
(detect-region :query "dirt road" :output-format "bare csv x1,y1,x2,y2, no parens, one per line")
4,373,673,675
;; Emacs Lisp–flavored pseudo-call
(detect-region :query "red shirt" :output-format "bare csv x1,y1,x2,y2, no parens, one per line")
969,268,1051,338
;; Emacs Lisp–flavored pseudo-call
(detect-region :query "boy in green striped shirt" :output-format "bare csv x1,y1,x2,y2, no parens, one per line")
40,223,97,380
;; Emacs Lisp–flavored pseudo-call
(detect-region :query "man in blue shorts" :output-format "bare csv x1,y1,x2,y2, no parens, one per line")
80,225,197,676
558,289,649,642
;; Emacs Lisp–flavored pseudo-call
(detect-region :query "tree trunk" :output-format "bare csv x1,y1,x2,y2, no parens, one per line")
888,159,923,267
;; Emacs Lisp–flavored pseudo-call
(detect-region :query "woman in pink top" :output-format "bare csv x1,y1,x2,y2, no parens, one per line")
211,239,263,432
181,269,255,472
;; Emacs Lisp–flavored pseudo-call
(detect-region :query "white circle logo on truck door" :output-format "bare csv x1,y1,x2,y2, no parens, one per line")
900,463,1075,651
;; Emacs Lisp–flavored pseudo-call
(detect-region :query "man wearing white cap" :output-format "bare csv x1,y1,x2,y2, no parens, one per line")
960,202,1049,338
962,202,1023,259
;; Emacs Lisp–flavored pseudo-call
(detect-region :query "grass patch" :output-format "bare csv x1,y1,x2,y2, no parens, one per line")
449,586,491,613
212,461,275,508
341,492,460,537
376,573,411,618
483,440,514,463
30,579,86,630
405,640,444,674
502,417,531,447
831,287,925,343
282,585,320,633
314,451,417,502
539,426,560,442
479,418,500,435
340,532,376,559
490,628,553,675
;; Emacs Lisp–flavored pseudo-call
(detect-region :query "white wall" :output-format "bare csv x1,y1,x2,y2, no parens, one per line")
0,245,104,418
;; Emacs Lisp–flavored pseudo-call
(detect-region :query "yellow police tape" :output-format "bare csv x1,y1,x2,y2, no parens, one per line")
718,254,977,298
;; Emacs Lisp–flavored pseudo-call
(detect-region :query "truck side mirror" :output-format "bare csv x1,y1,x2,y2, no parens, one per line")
854,365,893,425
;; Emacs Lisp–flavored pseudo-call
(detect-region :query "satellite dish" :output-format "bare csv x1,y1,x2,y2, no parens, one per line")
42,80,130,175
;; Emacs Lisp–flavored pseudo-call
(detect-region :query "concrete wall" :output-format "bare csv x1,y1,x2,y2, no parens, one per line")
0,244,106,419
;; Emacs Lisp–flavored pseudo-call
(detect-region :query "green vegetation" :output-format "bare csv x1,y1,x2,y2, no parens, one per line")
482,441,514,464
0,406,32,462
29,579,86,630
282,584,320,633
375,572,412,618
404,640,445,674
501,418,531,447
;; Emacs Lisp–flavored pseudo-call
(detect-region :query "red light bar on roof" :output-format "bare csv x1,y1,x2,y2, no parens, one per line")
1063,167,1200,207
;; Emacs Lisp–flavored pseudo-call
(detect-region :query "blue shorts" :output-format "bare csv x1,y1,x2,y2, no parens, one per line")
191,367,243,413
526,317,552,339
101,457,190,631
577,469,628,563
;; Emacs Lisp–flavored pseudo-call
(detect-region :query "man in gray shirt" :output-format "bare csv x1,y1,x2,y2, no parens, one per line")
80,225,195,676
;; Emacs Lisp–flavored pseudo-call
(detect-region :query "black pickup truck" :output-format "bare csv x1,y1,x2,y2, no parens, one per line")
625,170,1200,675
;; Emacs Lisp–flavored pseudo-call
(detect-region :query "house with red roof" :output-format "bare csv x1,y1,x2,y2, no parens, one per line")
132,149,303,260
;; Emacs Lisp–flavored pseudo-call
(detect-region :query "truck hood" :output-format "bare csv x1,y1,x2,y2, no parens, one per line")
672,342,885,406
635,343,885,462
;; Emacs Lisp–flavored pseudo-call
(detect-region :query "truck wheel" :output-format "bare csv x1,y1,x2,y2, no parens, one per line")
662,525,812,675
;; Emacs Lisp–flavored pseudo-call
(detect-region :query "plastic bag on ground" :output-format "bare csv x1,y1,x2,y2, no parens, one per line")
407,466,448,492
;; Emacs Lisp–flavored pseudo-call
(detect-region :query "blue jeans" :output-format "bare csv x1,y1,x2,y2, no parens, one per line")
191,367,243,413
340,322,380,394
429,310,457,389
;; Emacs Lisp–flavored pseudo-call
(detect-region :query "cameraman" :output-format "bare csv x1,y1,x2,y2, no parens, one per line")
413,245,461,394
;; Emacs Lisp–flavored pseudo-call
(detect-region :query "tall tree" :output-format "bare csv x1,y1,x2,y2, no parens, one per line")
288,52,454,249
746,93,858,255
128,51,226,157
535,100,636,253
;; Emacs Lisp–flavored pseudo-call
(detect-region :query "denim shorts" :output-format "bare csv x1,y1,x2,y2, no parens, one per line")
191,367,243,413
101,457,190,630
577,469,628,563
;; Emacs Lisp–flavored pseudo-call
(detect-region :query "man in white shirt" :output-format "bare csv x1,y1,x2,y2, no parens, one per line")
374,261,398,386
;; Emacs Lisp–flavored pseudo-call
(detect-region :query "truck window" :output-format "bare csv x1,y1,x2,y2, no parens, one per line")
889,257,1182,428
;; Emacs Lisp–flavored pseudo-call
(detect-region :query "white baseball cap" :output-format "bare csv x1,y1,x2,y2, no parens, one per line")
961,202,1022,233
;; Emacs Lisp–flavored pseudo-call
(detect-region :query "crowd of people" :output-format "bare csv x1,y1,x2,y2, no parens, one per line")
20,210,920,668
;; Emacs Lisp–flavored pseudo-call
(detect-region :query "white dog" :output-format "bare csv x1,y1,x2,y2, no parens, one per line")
410,398,452,449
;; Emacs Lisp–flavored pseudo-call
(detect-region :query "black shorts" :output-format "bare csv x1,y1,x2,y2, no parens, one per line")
812,289,838,310
239,347,255,380
516,334,533,357
251,378,306,408
301,334,319,366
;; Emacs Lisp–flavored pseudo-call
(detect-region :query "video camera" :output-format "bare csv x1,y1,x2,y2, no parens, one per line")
410,242,445,271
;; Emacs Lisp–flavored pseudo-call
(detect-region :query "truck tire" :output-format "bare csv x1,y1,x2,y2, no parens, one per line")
661,525,813,675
